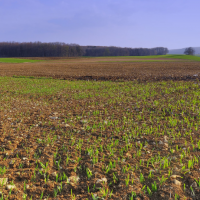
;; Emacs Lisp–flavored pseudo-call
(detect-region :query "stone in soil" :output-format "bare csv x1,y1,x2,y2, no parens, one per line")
96,177,107,183
68,176,80,183
164,136,168,143
170,175,182,179
51,171,57,177
6,185,16,190
173,179,181,186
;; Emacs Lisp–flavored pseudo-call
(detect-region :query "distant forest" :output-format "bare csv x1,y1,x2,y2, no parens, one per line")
0,42,168,57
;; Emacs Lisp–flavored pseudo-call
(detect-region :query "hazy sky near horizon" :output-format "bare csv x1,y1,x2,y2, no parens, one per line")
0,0,199,49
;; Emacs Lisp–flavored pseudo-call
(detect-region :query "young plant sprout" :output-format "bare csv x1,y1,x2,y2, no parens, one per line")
1,75,200,199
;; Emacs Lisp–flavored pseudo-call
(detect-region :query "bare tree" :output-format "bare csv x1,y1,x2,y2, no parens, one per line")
184,47,195,55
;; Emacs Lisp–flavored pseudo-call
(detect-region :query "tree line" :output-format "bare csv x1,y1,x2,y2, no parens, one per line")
0,42,168,57
0,42,83,57
82,46,169,56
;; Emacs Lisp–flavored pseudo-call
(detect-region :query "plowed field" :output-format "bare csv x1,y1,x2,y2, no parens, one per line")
0,57,199,81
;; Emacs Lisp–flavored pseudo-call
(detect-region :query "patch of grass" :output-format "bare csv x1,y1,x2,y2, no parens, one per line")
84,55,167,59
0,76,66,95
98,60,179,63
0,58,42,63
85,54,200,61
166,54,200,61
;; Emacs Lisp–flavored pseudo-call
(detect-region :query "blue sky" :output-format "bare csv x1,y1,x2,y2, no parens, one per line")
0,0,199,49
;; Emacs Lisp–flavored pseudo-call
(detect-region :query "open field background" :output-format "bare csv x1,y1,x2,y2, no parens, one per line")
0,56,200,199
0,55,200,81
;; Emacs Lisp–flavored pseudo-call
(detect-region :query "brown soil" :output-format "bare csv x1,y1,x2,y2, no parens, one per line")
0,59,200,81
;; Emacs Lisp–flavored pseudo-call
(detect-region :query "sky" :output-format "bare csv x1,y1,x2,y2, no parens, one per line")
0,0,200,50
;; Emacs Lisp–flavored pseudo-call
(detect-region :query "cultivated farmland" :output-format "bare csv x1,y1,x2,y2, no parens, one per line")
0,56,200,199
0,55,200,81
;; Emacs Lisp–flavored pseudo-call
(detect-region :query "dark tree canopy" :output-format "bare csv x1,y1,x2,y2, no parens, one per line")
82,46,169,57
0,42,169,57
184,47,195,55
0,42,83,57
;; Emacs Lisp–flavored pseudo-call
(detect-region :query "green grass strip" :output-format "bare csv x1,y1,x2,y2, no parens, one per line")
0,58,42,63
98,60,180,63
84,54,200,61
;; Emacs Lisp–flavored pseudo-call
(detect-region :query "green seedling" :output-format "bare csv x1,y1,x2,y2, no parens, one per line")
151,181,157,192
